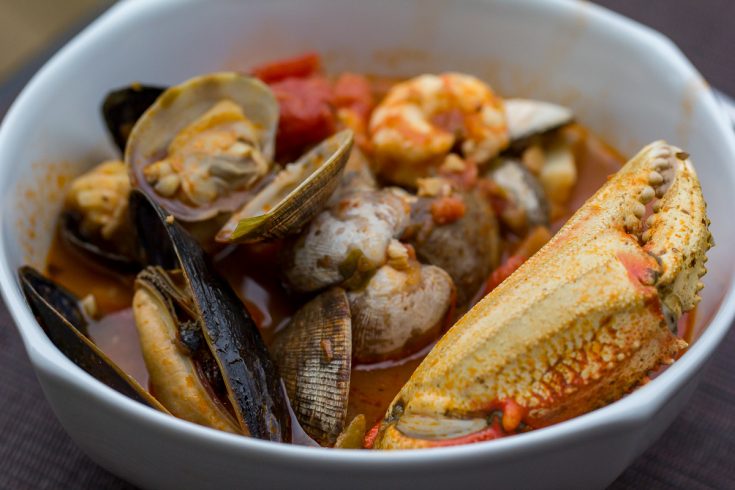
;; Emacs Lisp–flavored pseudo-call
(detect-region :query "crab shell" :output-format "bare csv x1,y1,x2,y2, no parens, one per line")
374,141,712,449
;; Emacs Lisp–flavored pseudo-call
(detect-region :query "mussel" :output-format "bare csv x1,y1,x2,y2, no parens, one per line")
129,189,291,441
127,73,279,223
18,266,165,411
216,129,354,243
271,287,352,446
404,189,501,306
102,84,165,152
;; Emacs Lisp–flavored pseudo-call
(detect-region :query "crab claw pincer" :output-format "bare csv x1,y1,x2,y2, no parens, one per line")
373,141,712,449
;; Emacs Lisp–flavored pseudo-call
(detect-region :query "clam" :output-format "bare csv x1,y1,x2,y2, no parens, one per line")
129,189,291,441
216,129,354,243
505,98,574,146
271,287,352,446
102,84,165,152
127,72,278,222
281,187,411,294
486,158,550,235
348,246,454,364
404,190,501,306
60,160,139,273
18,266,165,411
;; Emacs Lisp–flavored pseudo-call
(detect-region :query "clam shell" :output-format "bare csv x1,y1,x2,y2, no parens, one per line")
505,98,573,144
217,129,354,243
127,73,278,222
18,266,166,412
487,158,550,234
272,288,352,447
405,190,501,307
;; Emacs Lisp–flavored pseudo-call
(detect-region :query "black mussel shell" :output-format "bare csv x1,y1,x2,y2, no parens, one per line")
18,266,165,411
60,211,140,274
102,84,165,152
130,189,291,442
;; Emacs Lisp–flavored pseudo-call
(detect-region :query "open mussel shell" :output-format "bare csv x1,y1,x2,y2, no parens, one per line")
102,84,165,152
505,98,574,146
272,287,352,446
59,211,140,274
129,189,291,441
217,129,354,243
127,73,278,222
18,266,166,411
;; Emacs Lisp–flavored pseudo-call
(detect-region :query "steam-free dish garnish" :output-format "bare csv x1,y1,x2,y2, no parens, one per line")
20,53,711,449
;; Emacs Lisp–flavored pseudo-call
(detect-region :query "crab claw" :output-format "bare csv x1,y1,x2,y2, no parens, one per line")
373,141,712,449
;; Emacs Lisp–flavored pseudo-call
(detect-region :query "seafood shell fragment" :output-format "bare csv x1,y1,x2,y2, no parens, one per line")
272,288,352,446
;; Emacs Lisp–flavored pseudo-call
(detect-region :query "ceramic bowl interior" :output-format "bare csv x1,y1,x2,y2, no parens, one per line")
0,0,734,487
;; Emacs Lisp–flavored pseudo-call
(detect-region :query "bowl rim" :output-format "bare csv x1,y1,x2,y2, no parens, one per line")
1,0,734,467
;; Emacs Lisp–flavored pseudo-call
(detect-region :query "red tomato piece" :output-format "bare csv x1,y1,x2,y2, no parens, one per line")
270,76,336,158
334,73,374,118
251,52,321,83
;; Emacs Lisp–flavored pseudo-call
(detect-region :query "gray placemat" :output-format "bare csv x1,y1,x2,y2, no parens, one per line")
1,1,733,488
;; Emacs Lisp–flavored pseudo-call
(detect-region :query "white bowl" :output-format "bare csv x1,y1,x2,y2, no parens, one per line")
1,0,733,488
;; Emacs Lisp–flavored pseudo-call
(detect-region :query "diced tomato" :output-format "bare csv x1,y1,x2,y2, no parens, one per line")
270,76,336,158
483,254,526,296
334,73,374,119
430,196,467,225
251,52,321,83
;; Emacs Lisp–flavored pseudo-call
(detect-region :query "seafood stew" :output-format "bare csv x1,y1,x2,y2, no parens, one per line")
21,53,711,450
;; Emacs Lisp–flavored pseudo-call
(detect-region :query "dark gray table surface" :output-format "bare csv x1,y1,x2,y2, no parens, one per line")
1,1,733,488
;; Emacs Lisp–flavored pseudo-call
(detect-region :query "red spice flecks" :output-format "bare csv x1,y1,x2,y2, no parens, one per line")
363,421,382,449
430,196,466,225
483,254,526,296
251,52,321,83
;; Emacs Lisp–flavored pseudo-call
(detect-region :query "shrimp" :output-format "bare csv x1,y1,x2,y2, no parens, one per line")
369,73,509,186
